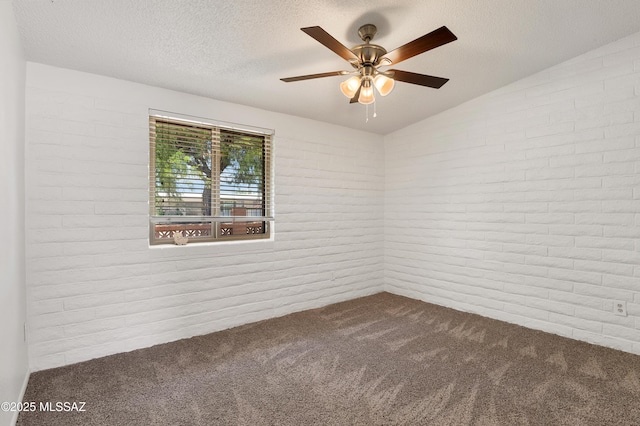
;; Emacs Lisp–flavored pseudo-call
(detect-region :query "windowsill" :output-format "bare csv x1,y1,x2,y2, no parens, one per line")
148,235,275,250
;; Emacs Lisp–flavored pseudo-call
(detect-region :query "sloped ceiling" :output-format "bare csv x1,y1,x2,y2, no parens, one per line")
12,0,640,134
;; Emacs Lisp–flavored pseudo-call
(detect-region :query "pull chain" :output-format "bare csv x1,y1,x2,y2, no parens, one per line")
365,101,378,123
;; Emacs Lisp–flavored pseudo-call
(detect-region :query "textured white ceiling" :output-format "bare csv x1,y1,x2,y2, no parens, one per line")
12,0,640,134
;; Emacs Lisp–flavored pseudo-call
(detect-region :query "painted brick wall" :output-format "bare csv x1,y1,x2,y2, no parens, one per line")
385,31,640,355
25,63,384,371
25,29,640,371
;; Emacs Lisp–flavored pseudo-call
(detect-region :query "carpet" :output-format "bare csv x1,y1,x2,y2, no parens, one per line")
18,292,640,425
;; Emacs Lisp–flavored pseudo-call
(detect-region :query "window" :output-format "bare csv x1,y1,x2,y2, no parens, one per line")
149,112,273,244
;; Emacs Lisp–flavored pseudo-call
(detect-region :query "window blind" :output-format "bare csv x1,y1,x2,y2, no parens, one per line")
149,114,273,244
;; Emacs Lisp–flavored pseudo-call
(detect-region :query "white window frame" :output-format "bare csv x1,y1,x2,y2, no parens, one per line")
149,110,274,245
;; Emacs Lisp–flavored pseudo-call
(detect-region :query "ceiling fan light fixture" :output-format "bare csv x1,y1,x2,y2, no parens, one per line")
340,76,361,98
373,74,395,96
358,79,375,104
281,23,457,110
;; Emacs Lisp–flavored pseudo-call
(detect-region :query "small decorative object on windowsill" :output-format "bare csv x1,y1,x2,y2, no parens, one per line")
173,231,188,245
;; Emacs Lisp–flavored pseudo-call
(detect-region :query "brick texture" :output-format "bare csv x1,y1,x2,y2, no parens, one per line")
25,64,384,370
385,31,640,355
25,30,640,370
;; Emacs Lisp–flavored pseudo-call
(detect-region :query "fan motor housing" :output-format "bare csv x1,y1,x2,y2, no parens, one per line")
350,44,387,67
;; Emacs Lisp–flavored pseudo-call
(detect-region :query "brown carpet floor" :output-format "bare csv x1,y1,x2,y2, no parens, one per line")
18,292,640,425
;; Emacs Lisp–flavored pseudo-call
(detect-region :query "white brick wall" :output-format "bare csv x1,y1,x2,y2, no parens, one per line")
385,31,640,355
25,30,640,370
25,63,384,370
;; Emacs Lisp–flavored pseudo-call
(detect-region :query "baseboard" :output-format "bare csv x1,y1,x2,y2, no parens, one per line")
11,368,30,426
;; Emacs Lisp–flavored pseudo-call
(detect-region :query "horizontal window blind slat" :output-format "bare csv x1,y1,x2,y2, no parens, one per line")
150,113,273,244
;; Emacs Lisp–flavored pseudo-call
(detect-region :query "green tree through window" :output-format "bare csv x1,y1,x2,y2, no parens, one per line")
150,116,272,243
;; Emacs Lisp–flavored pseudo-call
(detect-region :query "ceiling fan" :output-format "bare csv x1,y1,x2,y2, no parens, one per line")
281,24,457,105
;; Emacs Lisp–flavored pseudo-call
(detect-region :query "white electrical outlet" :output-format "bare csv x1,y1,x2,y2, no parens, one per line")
613,300,627,317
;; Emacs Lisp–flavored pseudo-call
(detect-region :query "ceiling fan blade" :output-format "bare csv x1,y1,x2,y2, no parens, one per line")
350,85,362,104
389,69,449,88
383,26,457,65
280,71,346,82
301,26,359,62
